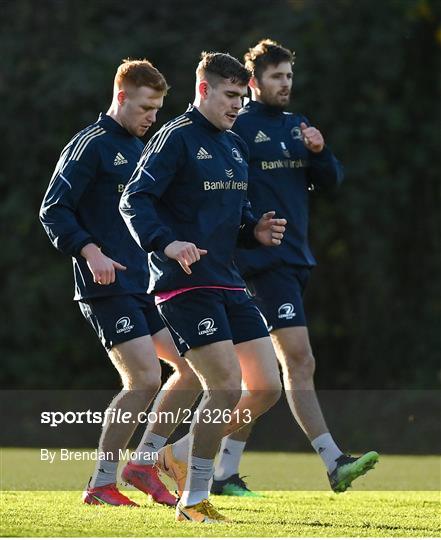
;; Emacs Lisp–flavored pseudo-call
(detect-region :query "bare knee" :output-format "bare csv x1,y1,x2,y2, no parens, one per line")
203,368,242,410
267,379,283,407
224,389,243,411
248,378,282,410
285,350,316,381
186,343,242,410
122,365,162,393
214,379,242,410
110,338,162,393
175,364,201,390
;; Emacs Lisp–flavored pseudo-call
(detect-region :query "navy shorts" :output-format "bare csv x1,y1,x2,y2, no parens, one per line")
79,293,166,351
245,265,311,332
157,288,269,356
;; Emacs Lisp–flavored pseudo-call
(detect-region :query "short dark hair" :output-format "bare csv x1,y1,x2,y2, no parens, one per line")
244,39,295,80
196,52,251,87
115,58,169,94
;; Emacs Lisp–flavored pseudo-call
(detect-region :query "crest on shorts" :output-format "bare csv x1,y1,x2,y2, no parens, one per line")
277,303,296,320
197,317,218,336
115,316,134,334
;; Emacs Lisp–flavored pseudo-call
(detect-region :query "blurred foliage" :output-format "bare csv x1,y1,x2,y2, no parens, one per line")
1,0,440,390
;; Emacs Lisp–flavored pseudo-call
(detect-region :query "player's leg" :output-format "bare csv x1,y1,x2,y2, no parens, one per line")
160,291,281,500
79,295,162,506
210,334,282,496
149,327,202,439
163,335,280,497
165,292,280,467
155,290,243,521
121,325,202,506
119,298,199,506
86,334,162,506
185,341,243,457
173,334,281,520
212,422,254,494
223,337,282,435
102,335,162,455
271,325,327,439
263,265,378,490
175,339,242,520
271,325,378,491
211,328,318,495
211,297,281,497
128,324,201,460
215,265,378,493
245,266,323,436
211,338,281,497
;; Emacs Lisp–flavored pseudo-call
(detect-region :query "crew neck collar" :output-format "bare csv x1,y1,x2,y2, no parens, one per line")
98,113,133,136
188,105,223,133
248,100,285,116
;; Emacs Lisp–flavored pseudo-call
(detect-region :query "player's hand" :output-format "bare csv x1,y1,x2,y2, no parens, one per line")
300,122,324,153
80,243,127,285
254,211,287,246
164,240,208,275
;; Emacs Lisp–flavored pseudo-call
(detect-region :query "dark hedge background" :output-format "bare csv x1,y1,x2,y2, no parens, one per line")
1,0,440,394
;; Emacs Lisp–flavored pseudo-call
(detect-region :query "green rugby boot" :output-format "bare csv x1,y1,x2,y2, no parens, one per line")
211,474,261,497
328,451,379,493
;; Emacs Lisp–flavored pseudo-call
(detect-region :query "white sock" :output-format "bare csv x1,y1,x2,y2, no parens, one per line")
180,455,214,507
311,432,343,473
214,437,246,480
90,459,118,488
172,433,192,462
132,432,167,465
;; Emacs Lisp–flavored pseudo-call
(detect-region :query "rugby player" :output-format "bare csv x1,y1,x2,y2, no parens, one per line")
120,52,286,522
212,39,378,497
40,59,201,507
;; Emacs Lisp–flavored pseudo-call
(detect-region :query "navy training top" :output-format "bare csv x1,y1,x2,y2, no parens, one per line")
120,106,260,294
233,100,344,276
40,114,148,300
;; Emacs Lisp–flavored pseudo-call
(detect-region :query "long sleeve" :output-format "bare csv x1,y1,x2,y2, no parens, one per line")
231,132,260,249
302,116,344,189
39,135,100,256
120,129,184,254
308,146,344,188
237,198,260,249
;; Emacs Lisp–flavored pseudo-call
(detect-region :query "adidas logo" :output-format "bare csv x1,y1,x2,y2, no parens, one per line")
196,147,212,159
114,152,128,166
254,130,271,143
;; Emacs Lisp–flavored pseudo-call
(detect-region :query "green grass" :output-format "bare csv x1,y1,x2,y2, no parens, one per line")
1,450,440,537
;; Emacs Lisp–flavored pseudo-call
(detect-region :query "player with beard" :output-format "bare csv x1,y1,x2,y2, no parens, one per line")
211,39,378,496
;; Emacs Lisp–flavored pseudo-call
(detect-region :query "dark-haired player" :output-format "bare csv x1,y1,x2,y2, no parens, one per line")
213,39,378,496
120,52,286,522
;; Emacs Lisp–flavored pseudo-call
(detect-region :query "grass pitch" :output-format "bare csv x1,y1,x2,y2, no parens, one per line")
1,450,440,537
